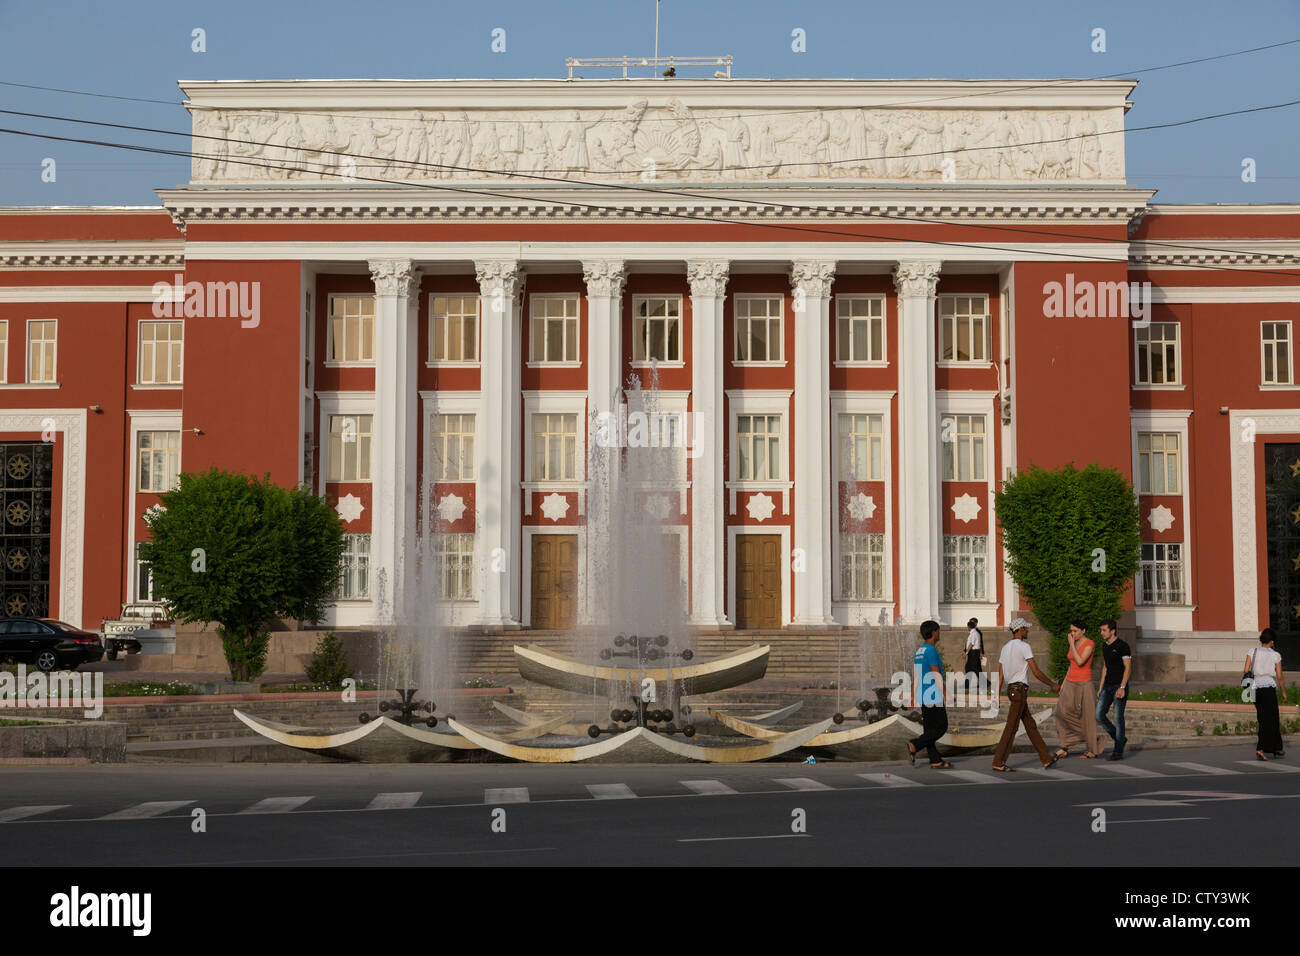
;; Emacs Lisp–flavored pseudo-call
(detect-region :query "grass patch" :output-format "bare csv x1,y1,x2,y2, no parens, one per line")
0,718,46,727
1028,683,1300,705
104,681,198,697
262,681,379,694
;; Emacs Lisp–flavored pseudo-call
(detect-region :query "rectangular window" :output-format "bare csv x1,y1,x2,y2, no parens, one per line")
135,542,155,602
530,296,580,364
737,414,782,481
1134,322,1180,386
337,533,371,600
633,296,682,364
139,320,184,385
943,534,988,601
734,296,782,363
0,321,8,383
27,319,56,383
430,413,476,482
327,414,373,482
1139,542,1183,605
532,413,579,480
430,295,479,363
327,295,375,364
434,532,475,601
938,295,989,363
137,431,180,493
1262,321,1292,385
1137,432,1180,495
838,413,883,481
836,296,886,363
941,414,986,481
840,532,885,600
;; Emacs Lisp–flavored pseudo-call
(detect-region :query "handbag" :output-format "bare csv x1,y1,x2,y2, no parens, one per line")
1242,648,1255,688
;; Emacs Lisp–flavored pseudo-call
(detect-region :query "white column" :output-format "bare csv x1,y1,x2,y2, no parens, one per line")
474,260,524,627
687,260,731,626
894,259,943,623
369,258,422,625
790,261,836,626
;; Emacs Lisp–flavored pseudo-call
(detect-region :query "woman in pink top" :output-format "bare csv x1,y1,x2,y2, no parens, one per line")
1054,619,1103,758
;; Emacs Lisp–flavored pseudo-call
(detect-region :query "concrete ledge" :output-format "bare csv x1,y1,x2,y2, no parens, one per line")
0,719,126,762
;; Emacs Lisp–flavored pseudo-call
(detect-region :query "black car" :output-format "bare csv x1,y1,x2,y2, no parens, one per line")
0,618,104,672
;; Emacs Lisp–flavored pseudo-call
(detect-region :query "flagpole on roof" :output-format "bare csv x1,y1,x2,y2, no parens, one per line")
654,0,660,76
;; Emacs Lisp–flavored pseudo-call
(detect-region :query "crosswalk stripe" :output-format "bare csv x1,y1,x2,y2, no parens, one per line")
366,792,422,810
100,800,195,820
682,779,737,795
484,787,530,803
774,777,832,791
1020,767,1087,780
586,783,636,800
0,805,68,823
1168,762,1241,776
240,796,313,814
945,769,1009,784
857,773,922,787
1094,763,1163,777
1237,760,1300,773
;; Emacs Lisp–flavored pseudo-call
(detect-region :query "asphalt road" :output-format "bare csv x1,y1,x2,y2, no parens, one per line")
0,743,1295,866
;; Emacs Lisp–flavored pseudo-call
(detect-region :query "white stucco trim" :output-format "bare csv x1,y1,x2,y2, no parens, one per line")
124,410,183,604
829,391,895,610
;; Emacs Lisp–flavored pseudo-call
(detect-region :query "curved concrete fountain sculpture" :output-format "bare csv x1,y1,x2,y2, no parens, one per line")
513,643,770,696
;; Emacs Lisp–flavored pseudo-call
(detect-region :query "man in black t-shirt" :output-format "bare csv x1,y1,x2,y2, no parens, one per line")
1096,619,1132,760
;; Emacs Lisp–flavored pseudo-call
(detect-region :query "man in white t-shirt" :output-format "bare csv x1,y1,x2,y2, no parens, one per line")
992,618,1060,771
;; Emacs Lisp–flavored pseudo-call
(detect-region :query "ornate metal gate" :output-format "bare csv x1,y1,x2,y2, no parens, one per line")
1264,442,1300,668
0,443,53,618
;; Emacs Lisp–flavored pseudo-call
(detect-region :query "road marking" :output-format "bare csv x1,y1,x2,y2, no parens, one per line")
240,796,313,814
0,805,68,823
100,800,195,820
944,769,1010,784
1094,763,1162,777
856,773,922,787
1020,767,1087,780
774,777,832,791
678,834,810,843
1107,816,1210,824
366,792,422,810
681,780,737,795
586,783,636,800
484,787,530,803
1238,760,1300,772
1168,762,1242,776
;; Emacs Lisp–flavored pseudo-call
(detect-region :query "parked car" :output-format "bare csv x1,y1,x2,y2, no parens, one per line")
0,618,104,672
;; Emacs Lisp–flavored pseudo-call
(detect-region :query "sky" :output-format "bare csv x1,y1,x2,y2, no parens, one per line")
0,0,1297,205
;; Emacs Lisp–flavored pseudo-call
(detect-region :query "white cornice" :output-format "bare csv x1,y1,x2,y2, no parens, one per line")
1150,286,1300,303
0,286,183,303
0,240,185,270
1130,239,1300,269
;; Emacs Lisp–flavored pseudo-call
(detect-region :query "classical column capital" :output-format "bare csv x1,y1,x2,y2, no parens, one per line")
687,259,730,298
474,259,525,307
892,260,943,298
368,258,421,299
581,260,627,298
789,260,836,298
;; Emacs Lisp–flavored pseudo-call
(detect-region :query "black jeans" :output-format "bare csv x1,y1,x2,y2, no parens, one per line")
1255,686,1284,754
910,705,949,763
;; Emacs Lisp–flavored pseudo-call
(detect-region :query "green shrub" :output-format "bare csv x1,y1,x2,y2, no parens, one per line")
304,632,353,686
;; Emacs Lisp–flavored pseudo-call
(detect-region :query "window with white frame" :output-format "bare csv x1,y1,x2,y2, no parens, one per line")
532,413,579,480
938,295,989,363
530,296,579,363
135,542,155,603
838,413,883,481
1137,432,1180,495
327,295,374,364
734,296,782,363
430,295,478,363
836,296,886,363
1134,322,1179,386
434,532,475,601
736,414,782,480
139,320,184,385
337,533,371,599
27,320,56,383
840,532,885,600
327,414,373,482
429,413,475,481
1138,542,1183,604
0,321,8,384
941,414,986,481
137,431,180,493
943,534,988,601
1262,321,1292,385
633,296,682,364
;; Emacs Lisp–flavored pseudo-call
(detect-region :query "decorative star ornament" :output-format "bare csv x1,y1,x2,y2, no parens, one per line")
746,492,776,523
1290,458,1300,478
335,493,364,524
645,494,671,522
540,492,570,523
1147,504,1175,533
436,493,467,524
1292,553,1300,572
847,492,877,522
1291,503,1300,525
1294,602,1300,619
951,493,981,523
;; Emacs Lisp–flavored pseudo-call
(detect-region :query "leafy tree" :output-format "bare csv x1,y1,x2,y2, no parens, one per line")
995,463,1141,679
305,632,354,687
139,469,346,681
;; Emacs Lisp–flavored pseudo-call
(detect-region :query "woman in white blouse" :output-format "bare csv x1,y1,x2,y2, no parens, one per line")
1244,628,1287,760
964,618,984,681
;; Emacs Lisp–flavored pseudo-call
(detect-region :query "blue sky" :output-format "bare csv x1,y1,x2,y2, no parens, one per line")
0,0,1297,205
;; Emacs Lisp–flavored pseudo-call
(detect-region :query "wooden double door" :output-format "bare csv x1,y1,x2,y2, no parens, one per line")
531,534,577,629
735,534,781,629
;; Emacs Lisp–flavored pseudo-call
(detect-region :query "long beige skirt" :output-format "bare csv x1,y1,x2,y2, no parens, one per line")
1055,679,1103,754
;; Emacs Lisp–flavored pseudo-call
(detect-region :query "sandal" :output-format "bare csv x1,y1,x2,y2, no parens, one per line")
1053,748,1069,758
1042,754,1061,769
907,742,916,766
930,761,953,769
1080,752,1098,759
1257,751,1269,761
991,764,1015,772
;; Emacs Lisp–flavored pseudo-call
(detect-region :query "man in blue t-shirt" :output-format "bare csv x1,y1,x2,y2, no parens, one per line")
907,620,952,768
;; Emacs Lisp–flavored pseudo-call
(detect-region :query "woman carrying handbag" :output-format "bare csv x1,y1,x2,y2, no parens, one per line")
1244,628,1287,760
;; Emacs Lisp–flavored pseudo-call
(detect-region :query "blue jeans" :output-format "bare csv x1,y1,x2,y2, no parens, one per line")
1095,683,1127,753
